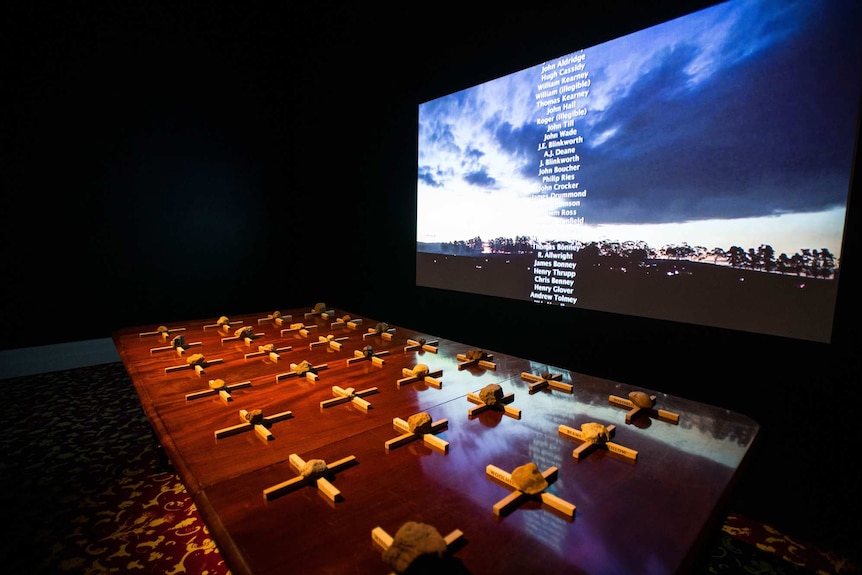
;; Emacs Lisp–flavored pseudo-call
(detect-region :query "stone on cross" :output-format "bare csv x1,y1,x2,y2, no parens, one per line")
486,462,575,519
320,385,378,412
372,522,466,575
186,378,252,403
165,353,224,375
362,322,395,341
309,334,349,352
221,325,264,345
257,310,292,326
150,333,202,356
403,337,439,354
385,412,449,453
139,325,186,340
214,408,294,442
262,452,358,502
280,322,319,338
467,384,521,419
558,422,639,461
347,345,389,367
244,343,293,361
520,371,573,394
609,391,680,424
304,302,334,319
396,364,443,389
330,315,362,330
203,316,243,332
456,349,496,371
276,361,329,383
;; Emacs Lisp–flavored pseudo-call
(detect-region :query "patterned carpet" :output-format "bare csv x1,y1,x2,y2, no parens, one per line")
0,362,855,575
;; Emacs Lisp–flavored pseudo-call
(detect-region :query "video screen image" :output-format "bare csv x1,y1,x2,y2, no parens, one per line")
416,0,862,343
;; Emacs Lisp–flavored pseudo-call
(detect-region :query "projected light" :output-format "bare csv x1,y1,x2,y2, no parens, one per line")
416,0,861,343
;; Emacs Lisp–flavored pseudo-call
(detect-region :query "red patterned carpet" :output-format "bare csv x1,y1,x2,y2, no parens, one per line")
0,362,856,575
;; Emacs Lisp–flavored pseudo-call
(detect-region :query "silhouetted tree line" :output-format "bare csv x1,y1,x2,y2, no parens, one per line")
440,236,838,279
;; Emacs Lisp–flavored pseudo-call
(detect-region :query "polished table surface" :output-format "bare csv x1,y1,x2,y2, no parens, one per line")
113,306,759,575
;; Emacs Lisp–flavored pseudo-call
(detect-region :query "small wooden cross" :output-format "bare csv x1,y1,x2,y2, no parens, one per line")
347,345,389,367
150,333,202,356
186,378,251,403
403,338,439,353
486,463,575,519
263,452,357,502
257,311,292,326
280,322,319,337
609,391,680,424
558,422,638,461
165,353,224,375
330,315,362,330
244,343,293,361
203,316,242,331
457,350,496,371
520,371,573,394
276,361,329,383
309,334,349,351
214,408,294,442
396,364,443,389
139,325,186,340
362,322,395,341
467,385,521,419
320,385,378,412
385,413,449,453
221,325,265,345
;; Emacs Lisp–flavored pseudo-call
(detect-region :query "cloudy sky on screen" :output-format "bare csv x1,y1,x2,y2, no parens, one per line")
417,0,861,257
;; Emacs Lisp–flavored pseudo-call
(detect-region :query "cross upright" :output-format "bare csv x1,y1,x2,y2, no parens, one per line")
262,452,358,502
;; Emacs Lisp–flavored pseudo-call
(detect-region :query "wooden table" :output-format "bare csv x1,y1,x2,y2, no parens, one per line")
113,306,759,575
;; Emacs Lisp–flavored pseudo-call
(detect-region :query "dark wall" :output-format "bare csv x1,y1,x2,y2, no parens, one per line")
3,0,860,563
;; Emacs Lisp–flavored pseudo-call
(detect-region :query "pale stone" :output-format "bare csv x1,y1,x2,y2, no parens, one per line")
293,360,313,375
243,409,264,424
466,349,486,360
412,364,430,377
209,379,226,390
217,316,230,326
510,462,548,494
235,325,254,338
580,422,610,444
187,353,205,366
301,459,327,477
313,302,326,313
407,412,432,434
382,521,447,574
